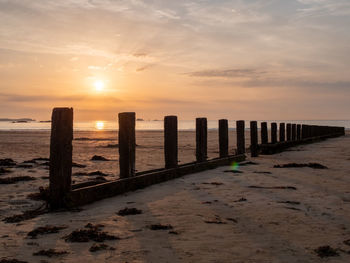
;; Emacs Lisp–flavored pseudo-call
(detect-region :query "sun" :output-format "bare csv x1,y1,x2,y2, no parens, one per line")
94,80,105,92
95,121,104,130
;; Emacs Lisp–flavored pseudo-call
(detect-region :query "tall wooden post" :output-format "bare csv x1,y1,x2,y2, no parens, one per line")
196,118,207,162
164,116,178,169
279,123,285,142
292,124,297,141
261,122,268,144
49,107,73,209
250,121,258,157
236,120,245,155
119,112,136,178
219,119,229,158
297,124,301,141
271,122,277,144
286,123,292,141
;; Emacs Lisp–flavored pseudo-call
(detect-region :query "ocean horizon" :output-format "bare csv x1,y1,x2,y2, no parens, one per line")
0,119,349,131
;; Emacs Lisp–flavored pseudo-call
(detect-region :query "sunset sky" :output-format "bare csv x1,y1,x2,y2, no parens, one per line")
0,0,349,121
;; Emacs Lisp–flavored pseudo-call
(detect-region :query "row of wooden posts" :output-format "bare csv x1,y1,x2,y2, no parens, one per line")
49,108,345,208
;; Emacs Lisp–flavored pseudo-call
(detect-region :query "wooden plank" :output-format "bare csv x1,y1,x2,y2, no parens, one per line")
250,121,258,157
118,112,136,178
219,119,229,158
236,120,245,154
196,118,207,162
261,122,268,144
164,116,178,169
279,123,285,142
49,107,73,209
271,122,277,144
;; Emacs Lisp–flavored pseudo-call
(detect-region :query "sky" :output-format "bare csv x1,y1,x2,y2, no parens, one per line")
0,0,349,121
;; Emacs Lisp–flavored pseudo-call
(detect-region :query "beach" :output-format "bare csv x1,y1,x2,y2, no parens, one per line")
0,132,349,262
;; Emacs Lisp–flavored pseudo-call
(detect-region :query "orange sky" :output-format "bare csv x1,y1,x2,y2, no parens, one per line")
0,0,349,121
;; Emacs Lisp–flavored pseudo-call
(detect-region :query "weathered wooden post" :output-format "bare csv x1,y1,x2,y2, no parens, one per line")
292,124,297,141
261,122,268,144
286,123,292,141
271,122,277,144
119,112,136,178
236,120,245,155
250,121,258,157
49,107,73,209
219,119,229,158
279,123,285,142
196,118,207,162
297,124,301,141
164,116,178,169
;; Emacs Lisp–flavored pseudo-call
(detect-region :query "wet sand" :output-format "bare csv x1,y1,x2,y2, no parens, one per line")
0,133,350,262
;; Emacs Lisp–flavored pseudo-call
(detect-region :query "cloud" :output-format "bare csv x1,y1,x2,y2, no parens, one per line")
185,68,266,78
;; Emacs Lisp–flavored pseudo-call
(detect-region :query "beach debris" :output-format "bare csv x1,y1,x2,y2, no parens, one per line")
0,167,12,174
3,204,47,223
278,201,300,205
16,164,33,169
343,239,350,246
148,224,173,230
27,225,68,239
169,231,179,235
274,163,328,169
223,170,243,174
0,176,35,184
72,162,86,168
226,218,238,223
248,185,297,190
64,223,118,242
253,171,272,174
234,197,247,202
0,158,16,167
91,155,109,161
314,246,339,258
204,216,227,224
0,259,28,263
33,249,69,257
89,243,115,252
27,187,49,201
284,207,302,211
117,207,142,216
202,182,224,186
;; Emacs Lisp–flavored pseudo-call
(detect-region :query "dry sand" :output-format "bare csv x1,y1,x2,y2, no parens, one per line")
1,134,350,262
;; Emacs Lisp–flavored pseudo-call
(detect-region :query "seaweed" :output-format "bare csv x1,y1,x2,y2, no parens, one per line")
65,223,118,242
314,246,339,258
117,207,142,216
274,163,328,169
0,176,35,184
33,249,68,257
27,225,68,239
149,224,173,230
91,155,109,161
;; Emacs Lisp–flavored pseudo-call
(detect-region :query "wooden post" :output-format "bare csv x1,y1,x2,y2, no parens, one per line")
196,118,207,162
297,124,301,141
219,119,229,158
292,124,297,141
250,121,258,157
119,112,136,178
279,123,285,142
49,107,73,209
236,120,245,154
261,122,268,144
164,116,178,169
286,123,292,141
271,122,277,144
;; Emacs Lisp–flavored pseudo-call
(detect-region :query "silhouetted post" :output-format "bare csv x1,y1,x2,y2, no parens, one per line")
271,122,277,144
261,122,268,144
219,119,229,158
119,112,136,178
250,121,258,157
196,118,207,162
236,120,245,155
286,123,292,141
297,124,301,141
292,124,297,141
164,116,178,169
279,123,285,142
49,107,73,209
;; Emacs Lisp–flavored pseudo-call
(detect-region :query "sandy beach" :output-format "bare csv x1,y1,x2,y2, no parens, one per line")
0,132,349,262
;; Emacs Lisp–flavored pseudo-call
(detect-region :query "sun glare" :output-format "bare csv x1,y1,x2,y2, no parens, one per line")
95,121,105,130
94,80,105,92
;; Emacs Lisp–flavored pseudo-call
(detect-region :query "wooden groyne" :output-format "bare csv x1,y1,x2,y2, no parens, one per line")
48,108,345,208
